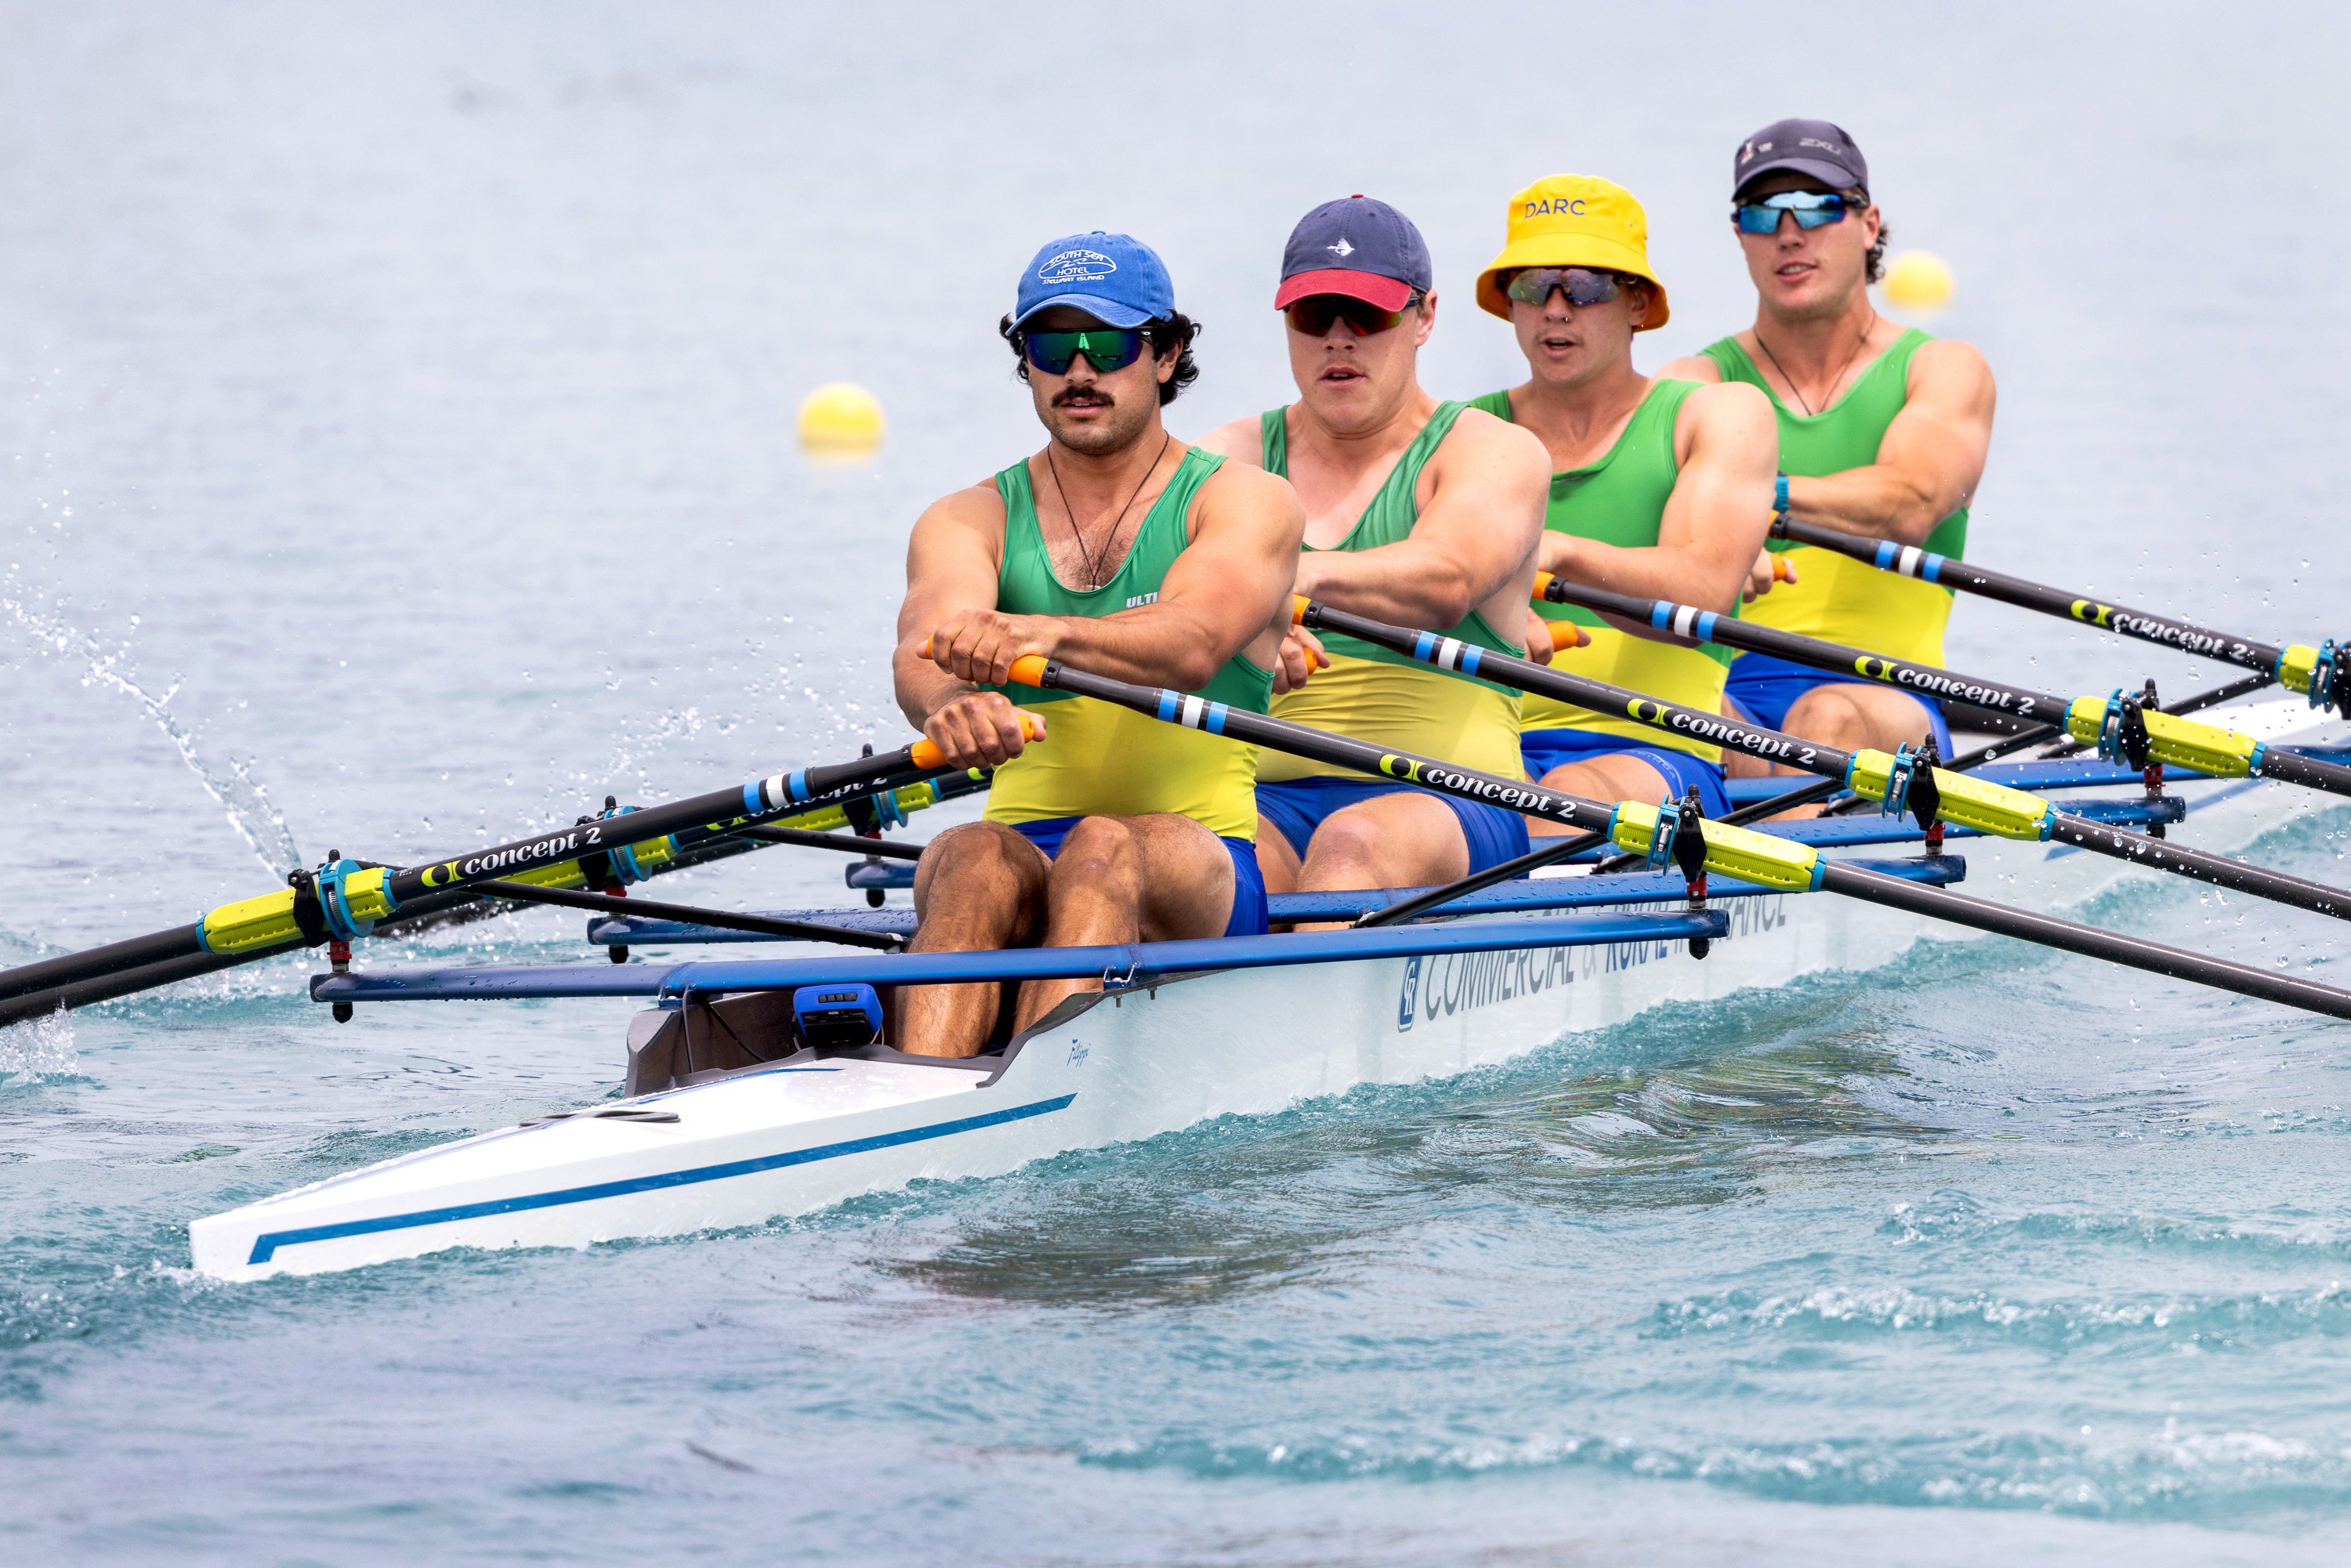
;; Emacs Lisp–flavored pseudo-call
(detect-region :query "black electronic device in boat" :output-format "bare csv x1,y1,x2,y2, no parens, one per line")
793,983,883,1052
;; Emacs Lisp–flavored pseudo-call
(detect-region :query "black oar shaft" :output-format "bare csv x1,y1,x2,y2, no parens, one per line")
0,925,208,1006
1775,516,2289,677
1818,861,2351,1020
1541,575,2351,798
1307,597,2351,925
1547,574,2074,722
1355,831,1608,927
734,826,926,861
379,748,942,907
1018,654,2351,1020
0,746,981,1006
475,881,902,950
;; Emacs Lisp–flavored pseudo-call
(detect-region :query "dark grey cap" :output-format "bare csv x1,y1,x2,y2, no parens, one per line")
1733,118,1869,197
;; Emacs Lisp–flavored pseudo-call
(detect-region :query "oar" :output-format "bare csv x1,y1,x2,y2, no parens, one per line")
1299,596,2351,924
1537,574,2351,800
0,728,1027,1010
474,882,903,950
1771,515,2344,713
1003,653,2351,1021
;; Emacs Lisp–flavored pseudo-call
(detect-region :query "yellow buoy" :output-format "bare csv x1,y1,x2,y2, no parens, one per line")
1881,250,1954,315
798,382,886,452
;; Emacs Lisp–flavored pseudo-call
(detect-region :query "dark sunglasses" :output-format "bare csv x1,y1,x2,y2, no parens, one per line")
1504,267,1625,308
1020,328,1150,375
1733,190,1860,235
1283,293,1420,338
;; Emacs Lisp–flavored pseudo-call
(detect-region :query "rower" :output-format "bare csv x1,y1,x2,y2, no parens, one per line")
1660,118,1997,793
893,231,1305,1058
1199,196,1549,899
1465,175,1777,827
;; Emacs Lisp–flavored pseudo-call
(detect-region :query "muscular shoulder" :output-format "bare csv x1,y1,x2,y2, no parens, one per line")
1674,379,1776,468
1655,352,1725,383
1440,403,1550,479
1679,377,1773,434
1909,336,1995,399
1192,457,1305,548
912,476,1009,548
1194,412,1268,466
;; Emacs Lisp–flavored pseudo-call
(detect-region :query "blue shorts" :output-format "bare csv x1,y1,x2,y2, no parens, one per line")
1009,815,1269,938
1253,777,1531,877
1723,651,1954,756
1520,729,1731,818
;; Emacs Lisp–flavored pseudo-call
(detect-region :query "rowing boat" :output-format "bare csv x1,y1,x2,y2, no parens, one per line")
187,695,2350,1281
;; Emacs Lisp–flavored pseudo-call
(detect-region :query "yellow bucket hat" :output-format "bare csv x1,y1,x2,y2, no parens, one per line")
1475,175,1669,329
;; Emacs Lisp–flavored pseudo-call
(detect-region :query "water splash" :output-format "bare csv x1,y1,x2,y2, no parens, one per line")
0,1009,77,1079
2,570,302,876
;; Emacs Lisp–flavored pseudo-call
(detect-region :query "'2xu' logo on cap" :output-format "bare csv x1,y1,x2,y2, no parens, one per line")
1037,249,1118,284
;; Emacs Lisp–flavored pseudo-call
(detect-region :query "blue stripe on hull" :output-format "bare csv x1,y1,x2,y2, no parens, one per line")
245,1092,1079,1266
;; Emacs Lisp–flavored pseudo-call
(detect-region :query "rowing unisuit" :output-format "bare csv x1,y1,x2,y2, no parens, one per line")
1256,400,1525,784
1470,378,1735,757
894,226,1304,1056
1467,172,1777,820
1704,324,1967,665
1197,192,1549,903
982,445,1272,838
1662,116,1997,775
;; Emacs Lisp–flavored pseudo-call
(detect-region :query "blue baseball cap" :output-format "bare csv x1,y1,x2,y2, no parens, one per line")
1276,195,1433,312
1012,231,1176,330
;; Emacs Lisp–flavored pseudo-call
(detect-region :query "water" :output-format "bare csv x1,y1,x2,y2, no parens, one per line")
5,2,2351,1560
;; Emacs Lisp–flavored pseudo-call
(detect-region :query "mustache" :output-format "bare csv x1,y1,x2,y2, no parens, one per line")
1052,385,1114,408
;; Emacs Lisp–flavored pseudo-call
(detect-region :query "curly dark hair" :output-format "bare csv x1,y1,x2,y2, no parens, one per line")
998,312,1201,407
1847,188,1889,285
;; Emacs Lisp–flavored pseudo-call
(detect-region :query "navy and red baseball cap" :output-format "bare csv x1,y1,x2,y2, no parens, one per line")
1274,195,1433,312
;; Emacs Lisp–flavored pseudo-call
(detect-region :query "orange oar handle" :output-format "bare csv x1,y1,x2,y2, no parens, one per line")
909,708,1043,770
1773,554,1798,583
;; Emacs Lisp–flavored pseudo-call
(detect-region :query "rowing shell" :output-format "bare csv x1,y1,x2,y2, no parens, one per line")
188,699,2350,1282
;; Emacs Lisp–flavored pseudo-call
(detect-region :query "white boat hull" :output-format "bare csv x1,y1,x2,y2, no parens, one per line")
190,701,2351,1281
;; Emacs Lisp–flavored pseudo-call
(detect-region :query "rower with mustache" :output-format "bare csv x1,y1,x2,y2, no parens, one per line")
893,231,1306,1057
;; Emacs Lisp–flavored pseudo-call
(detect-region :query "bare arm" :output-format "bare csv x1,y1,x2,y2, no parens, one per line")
1194,414,1266,466
1786,339,1994,546
1294,409,1548,630
892,483,1035,766
1655,353,1724,384
907,456,1307,710
1538,380,1777,620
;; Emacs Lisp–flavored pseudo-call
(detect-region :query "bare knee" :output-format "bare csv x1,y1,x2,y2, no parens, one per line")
1782,690,1874,750
913,822,1045,939
1049,815,1142,887
1302,810,1385,876
917,821,1031,890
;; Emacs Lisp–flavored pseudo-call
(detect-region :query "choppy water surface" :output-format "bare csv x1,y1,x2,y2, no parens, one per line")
7,3,2351,1562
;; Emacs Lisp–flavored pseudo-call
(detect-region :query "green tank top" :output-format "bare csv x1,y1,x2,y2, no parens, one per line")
1256,400,1525,783
982,445,1272,838
1698,327,1967,664
1469,380,1732,760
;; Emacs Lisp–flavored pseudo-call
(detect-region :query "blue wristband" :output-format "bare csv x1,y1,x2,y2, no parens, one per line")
1773,473,1791,522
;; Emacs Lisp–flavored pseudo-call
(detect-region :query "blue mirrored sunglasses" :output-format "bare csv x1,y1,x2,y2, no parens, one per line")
1733,190,1860,236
